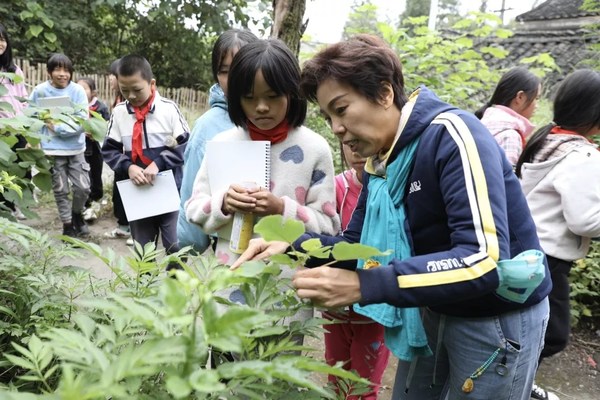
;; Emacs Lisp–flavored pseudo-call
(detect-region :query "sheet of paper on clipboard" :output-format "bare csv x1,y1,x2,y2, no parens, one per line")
116,169,180,221
36,96,72,108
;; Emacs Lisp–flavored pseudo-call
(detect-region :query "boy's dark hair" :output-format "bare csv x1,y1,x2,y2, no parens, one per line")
227,39,307,128
109,58,121,76
0,23,17,73
118,55,153,82
78,76,97,92
300,34,408,110
47,53,74,76
475,67,541,119
211,29,258,83
516,69,600,177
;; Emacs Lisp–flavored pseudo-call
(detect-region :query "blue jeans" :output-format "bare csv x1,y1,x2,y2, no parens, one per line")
392,298,549,400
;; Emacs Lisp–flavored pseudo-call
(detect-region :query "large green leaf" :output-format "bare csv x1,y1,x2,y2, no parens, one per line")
331,241,392,261
254,215,305,243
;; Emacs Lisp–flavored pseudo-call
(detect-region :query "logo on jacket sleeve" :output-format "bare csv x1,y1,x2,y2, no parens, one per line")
409,180,422,194
426,258,462,272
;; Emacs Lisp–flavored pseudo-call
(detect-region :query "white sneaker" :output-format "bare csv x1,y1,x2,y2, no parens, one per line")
12,207,26,220
126,237,134,246
104,226,131,238
531,383,560,400
82,207,97,221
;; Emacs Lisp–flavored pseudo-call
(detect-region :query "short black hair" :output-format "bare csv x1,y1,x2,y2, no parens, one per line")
227,39,306,128
301,34,408,111
109,58,121,76
118,54,153,82
47,53,74,76
77,76,97,92
211,29,258,83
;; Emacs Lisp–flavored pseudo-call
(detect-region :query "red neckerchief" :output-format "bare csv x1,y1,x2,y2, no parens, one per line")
131,89,155,165
89,98,99,117
550,126,595,144
247,119,289,144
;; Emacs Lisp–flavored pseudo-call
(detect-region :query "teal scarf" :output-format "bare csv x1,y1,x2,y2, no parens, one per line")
353,137,432,361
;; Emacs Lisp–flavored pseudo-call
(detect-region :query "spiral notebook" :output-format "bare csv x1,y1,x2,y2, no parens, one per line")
205,140,271,193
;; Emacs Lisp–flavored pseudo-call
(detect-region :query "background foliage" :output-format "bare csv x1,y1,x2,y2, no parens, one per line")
0,0,271,89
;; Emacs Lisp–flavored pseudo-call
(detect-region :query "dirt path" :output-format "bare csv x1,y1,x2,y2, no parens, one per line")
20,199,600,400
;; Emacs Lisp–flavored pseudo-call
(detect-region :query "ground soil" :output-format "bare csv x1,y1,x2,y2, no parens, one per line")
20,196,600,400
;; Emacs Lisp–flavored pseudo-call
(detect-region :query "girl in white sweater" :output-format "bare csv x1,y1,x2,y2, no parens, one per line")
185,39,339,266
516,69,600,400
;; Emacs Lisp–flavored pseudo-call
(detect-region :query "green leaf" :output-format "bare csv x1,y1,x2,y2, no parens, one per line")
32,171,52,191
4,353,35,370
19,10,34,20
254,215,305,243
43,32,57,43
331,241,392,261
166,375,192,398
301,238,332,259
28,25,43,37
189,368,226,392
82,116,108,142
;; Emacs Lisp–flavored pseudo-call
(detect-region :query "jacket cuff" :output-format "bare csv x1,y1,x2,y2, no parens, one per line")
356,265,400,306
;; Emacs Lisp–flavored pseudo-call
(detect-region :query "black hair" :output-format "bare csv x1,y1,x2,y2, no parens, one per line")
475,67,541,119
77,76,97,92
47,53,74,76
300,34,408,111
211,29,258,83
0,23,17,73
109,58,121,76
227,39,307,128
516,69,600,177
118,54,153,82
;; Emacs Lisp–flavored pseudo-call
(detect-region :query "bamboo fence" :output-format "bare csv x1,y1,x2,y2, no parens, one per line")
15,58,209,122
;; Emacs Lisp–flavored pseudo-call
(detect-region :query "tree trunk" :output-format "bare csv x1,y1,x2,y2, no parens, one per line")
271,0,307,57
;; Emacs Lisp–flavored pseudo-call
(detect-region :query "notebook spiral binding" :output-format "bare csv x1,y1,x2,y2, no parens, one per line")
264,144,271,190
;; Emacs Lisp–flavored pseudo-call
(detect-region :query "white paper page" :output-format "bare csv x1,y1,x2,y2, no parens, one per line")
36,96,72,108
205,140,271,193
116,169,180,221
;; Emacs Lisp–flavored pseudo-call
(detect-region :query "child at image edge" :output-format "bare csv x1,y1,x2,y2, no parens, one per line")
324,142,391,399
102,54,189,264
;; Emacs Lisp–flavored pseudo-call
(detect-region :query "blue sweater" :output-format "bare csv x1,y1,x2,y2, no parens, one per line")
298,87,552,318
177,84,233,252
29,81,88,155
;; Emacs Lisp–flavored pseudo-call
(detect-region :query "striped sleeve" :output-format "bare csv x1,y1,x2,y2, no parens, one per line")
358,112,506,308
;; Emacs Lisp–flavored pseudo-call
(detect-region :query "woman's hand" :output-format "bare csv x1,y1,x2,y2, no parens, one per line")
222,184,259,215
292,267,362,308
249,190,284,216
229,238,289,270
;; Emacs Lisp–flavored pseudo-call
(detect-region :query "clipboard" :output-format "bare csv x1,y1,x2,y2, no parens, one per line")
116,170,180,221
36,96,72,108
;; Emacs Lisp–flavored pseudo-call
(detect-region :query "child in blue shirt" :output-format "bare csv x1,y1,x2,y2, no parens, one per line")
29,53,90,237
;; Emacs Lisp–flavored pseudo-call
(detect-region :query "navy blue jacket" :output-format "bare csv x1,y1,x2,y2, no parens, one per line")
298,87,551,318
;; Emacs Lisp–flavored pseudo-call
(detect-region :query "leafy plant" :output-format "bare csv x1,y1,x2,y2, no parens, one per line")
0,78,107,221
0,216,372,398
570,241,600,327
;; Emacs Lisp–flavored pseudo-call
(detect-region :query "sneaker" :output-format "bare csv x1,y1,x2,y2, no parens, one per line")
82,207,98,222
72,212,90,237
126,237,134,246
12,207,27,221
104,226,131,238
531,383,560,400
